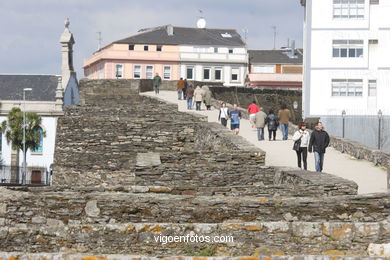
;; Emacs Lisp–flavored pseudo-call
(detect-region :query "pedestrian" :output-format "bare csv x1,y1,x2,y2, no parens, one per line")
254,107,267,141
265,109,279,141
186,84,194,110
218,102,230,127
183,79,188,100
278,103,291,140
202,86,212,110
194,86,203,111
308,122,330,172
292,122,310,170
177,78,185,100
229,104,242,135
153,73,162,94
247,101,259,128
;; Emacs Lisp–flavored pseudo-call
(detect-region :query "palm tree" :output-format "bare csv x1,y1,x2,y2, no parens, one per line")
1,107,46,183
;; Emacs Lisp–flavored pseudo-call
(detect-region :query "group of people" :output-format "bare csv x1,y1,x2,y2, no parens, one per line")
219,101,330,172
153,74,330,173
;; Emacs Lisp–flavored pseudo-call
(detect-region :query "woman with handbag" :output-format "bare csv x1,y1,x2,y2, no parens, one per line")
292,122,310,170
218,103,229,127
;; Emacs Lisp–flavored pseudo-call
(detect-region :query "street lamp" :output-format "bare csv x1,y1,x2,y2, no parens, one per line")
23,88,32,185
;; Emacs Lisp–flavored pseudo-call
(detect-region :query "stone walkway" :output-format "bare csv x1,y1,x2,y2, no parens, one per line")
142,91,388,194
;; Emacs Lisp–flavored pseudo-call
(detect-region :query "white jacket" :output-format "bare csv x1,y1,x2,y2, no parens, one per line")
292,129,310,147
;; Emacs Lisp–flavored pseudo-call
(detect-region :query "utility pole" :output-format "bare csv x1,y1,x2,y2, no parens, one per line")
97,32,103,50
272,26,277,49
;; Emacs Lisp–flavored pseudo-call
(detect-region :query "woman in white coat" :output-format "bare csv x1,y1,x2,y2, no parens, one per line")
292,122,310,170
193,86,203,111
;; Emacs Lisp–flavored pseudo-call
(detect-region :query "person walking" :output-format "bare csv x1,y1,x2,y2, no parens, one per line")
183,79,188,100
153,73,162,94
247,101,260,128
265,109,279,141
203,86,212,110
308,122,330,172
186,85,194,110
254,107,267,141
193,86,203,111
229,104,242,135
218,103,229,127
278,103,291,140
177,78,185,100
292,122,310,170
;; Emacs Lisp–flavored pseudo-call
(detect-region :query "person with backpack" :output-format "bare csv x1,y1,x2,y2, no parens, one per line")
265,109,279,141
292,122,310,170
218,102,229,127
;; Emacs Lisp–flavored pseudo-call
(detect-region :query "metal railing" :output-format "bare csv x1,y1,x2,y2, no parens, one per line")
320,110,390,153
0,165,50,186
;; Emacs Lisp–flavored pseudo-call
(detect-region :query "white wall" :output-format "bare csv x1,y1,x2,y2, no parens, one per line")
0,116,57,170
304,0,390,116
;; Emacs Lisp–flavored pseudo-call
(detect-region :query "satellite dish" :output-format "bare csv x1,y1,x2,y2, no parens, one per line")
197,18,206,29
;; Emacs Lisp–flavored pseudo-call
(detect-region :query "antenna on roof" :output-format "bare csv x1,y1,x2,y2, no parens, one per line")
197,9,206,29
97,31,103,50
242,28,248,46
271,26,277,49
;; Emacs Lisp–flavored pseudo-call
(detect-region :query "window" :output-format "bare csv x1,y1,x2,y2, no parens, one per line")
228,49,234,54
133,65,141,79
370,0,379,4
144,45,149,51
0,130,2,153
163,66,171,80
369,39,378,44
157,45,162,51
332,40,363,58
186,67,194,80
331,79,363,96
231,68,239,81
146,65,153,79
215,68,222,81
32,127,43,153
333,0,365,19
129,45,134,50
368,80,377,96
115,64,123,78
214,47,218,53
203,68,210,80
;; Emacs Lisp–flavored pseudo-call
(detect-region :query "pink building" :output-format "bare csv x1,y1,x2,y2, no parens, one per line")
84,26,181,80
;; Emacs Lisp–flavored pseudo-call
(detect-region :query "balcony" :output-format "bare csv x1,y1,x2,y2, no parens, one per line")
0,166,50,186
249,73,303,83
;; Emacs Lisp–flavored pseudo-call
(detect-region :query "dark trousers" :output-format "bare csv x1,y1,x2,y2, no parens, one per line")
268,130,276,140
296,147,308,170
195,101,201,111
220,118,227,127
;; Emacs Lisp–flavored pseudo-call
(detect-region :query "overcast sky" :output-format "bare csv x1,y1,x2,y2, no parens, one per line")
0,0,304,78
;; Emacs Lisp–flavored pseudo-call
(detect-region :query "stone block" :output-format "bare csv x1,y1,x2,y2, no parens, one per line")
136,153,161,167
85,200,100,217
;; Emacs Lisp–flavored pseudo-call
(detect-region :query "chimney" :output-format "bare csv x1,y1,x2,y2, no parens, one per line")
166,24,174,36
290,40,296,57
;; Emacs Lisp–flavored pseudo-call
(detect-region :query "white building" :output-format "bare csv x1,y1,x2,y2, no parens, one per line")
0,19,78,184
300,0,390,117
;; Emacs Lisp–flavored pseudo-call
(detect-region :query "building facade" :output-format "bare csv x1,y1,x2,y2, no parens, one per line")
0,19,78,184
300,0,390,116
248,48,303,90
84,25,248,86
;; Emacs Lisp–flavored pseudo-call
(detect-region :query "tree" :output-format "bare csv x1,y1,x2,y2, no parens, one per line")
1,107,46,183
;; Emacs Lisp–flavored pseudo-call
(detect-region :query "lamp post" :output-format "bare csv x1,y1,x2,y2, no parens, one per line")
23,88,32,185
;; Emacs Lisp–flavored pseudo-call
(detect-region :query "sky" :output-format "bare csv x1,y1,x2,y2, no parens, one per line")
0,0,304,78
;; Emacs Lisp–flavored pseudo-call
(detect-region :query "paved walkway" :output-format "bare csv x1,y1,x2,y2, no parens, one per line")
142,91,388,194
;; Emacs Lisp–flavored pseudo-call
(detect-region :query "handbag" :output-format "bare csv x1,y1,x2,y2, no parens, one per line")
292,137,302,151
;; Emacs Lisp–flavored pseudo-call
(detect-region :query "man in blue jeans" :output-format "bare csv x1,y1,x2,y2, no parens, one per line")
278,104,291,140
308,122,330,172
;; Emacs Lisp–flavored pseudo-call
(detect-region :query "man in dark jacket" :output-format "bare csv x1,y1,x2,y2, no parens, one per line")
308,122,330,172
